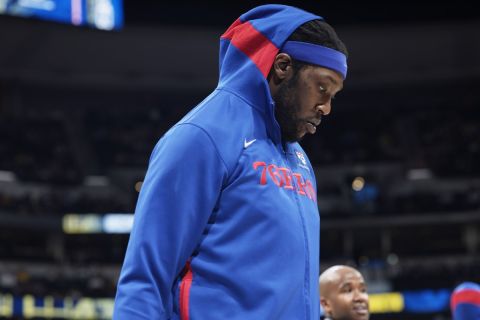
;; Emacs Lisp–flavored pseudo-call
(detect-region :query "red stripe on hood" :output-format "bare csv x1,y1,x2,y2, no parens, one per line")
221,19,279,78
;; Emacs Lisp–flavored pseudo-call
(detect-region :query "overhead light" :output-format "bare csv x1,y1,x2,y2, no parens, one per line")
352,176,365,191
134,181,143,192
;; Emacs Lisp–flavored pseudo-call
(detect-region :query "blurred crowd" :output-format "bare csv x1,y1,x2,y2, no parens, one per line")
0,91,478,320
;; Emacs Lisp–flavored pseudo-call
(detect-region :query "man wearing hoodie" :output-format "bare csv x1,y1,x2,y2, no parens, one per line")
113,4,348,320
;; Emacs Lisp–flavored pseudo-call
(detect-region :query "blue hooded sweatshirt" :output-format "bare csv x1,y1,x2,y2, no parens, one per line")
114,5,324,319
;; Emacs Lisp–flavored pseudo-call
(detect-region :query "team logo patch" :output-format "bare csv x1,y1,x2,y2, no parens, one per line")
295,151,307,166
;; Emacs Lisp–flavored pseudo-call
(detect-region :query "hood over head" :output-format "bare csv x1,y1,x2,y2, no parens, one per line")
218,4,321,143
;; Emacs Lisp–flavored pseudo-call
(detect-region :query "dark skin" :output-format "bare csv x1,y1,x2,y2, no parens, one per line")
268,53,344,142
319,265,370,320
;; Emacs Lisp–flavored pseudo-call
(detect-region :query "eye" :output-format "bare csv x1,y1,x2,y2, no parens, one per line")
319,86,327,93
341,286,353,293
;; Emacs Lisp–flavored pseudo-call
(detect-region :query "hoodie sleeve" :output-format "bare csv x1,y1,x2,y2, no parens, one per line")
113,123,227,319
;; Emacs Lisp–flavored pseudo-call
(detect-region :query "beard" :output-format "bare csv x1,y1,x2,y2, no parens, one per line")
273,73,303,143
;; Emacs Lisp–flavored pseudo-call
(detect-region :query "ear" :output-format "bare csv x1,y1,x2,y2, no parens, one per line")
320,297,332,316
270,53,293,84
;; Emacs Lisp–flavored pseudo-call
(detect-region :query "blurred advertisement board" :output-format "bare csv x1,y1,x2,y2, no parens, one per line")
0,0,123,30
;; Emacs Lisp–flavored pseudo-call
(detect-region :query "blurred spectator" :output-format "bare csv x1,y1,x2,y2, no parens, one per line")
320,265,369,320
450,282,480,320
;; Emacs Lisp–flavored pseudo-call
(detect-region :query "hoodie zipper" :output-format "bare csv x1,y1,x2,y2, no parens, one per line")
284,149,311,319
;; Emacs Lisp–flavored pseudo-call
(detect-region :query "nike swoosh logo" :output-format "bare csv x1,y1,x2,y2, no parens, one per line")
244,138,257,149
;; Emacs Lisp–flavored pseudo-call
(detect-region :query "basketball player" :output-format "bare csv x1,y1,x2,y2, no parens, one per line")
114,4,348,319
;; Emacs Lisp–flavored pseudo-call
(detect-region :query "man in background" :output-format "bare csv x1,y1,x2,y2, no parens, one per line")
320,265,369,320
451,281,480,320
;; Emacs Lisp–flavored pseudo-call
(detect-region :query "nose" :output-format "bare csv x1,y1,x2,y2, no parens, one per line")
317,100,331,116
353,290,369,303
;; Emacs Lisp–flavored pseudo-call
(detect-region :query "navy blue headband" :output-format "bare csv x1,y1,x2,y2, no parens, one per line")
281,41,348,79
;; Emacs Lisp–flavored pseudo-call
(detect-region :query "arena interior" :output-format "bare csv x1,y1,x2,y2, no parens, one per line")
0,1,479,319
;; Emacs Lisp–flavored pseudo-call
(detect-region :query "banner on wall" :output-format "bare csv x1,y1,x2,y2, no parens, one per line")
0,0,123,30
0,289,454,318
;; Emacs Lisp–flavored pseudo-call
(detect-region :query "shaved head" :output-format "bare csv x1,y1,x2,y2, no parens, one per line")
319,265,369,320
320,265,362,298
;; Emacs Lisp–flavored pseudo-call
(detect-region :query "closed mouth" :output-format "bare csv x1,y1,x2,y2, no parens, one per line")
309,117,322,127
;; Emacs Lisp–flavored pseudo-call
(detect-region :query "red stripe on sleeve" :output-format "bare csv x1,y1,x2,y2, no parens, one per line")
180,262,193,320
221,20,279,78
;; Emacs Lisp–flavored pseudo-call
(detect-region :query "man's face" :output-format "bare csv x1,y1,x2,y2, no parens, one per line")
273,64,343,142
322,269,369,320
